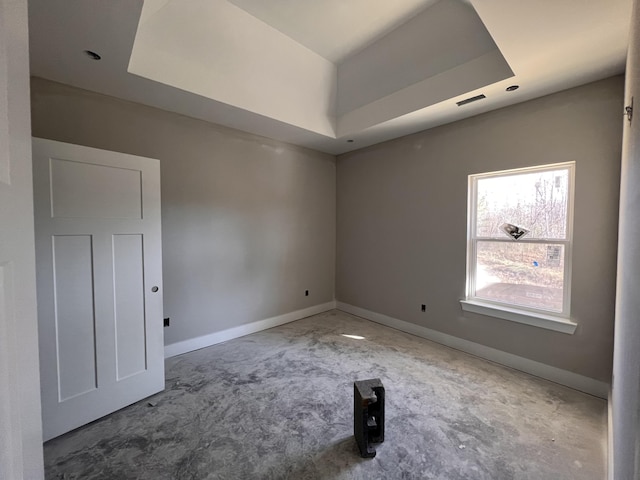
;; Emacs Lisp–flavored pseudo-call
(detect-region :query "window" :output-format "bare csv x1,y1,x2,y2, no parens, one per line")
461,162,577,334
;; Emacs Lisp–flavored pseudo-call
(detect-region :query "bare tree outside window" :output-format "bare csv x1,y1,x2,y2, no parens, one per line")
468,163,574,315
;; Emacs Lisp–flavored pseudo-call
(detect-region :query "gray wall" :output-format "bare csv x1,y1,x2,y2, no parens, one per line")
337,76,624,382
30,77,336,347
30,75,624,383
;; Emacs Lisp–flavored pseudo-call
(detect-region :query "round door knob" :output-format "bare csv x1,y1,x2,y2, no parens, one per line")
151,286,159,293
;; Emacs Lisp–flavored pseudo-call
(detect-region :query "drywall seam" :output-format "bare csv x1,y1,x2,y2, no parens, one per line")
336,302,609,399
164,301,337,358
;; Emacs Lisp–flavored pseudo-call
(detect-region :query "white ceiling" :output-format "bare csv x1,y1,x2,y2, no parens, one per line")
28,0,632,155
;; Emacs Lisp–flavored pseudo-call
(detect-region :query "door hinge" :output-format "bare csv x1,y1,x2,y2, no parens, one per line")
625,97,633,123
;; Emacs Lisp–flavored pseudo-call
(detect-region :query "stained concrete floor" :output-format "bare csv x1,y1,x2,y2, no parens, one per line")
44,310,607,479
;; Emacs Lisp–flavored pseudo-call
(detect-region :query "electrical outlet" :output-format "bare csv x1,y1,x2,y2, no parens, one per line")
421,304,426,312
164,317,170,327
305,290,309,296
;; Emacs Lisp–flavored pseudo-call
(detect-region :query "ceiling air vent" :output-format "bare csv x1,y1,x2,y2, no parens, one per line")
456,94,486,107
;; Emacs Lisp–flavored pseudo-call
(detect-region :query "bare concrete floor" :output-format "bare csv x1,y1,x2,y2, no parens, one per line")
44,310,607,479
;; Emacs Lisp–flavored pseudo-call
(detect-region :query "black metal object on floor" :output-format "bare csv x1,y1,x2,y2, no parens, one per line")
354,378,385,458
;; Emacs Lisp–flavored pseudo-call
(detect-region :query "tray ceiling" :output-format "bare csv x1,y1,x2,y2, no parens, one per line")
28,0,631,154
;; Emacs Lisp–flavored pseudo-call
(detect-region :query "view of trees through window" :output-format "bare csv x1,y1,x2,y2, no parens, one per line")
471,166,572,313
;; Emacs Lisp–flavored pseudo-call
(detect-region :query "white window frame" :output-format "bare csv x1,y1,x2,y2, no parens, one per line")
460,162,577,334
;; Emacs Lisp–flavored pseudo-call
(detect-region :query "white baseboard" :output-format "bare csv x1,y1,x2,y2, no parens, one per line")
336,302,609,399
165,301,337,358
607,388,613,480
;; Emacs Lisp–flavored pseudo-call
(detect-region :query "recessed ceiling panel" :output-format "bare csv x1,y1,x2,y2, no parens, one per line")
335,0,513,133
337,0,511,117
129,0,337,137
228,0,440,63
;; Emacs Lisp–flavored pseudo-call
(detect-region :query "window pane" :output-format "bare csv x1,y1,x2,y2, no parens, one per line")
475,241,565,312
476,168,569,239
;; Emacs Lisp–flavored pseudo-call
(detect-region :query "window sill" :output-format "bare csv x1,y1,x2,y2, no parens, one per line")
459,299,577,334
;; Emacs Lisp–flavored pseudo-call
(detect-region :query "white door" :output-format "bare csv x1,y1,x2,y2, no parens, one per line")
32,138,165,441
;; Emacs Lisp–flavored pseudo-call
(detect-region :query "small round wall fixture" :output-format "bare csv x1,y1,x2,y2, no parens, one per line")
506,85,519,92
84,50,101,60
